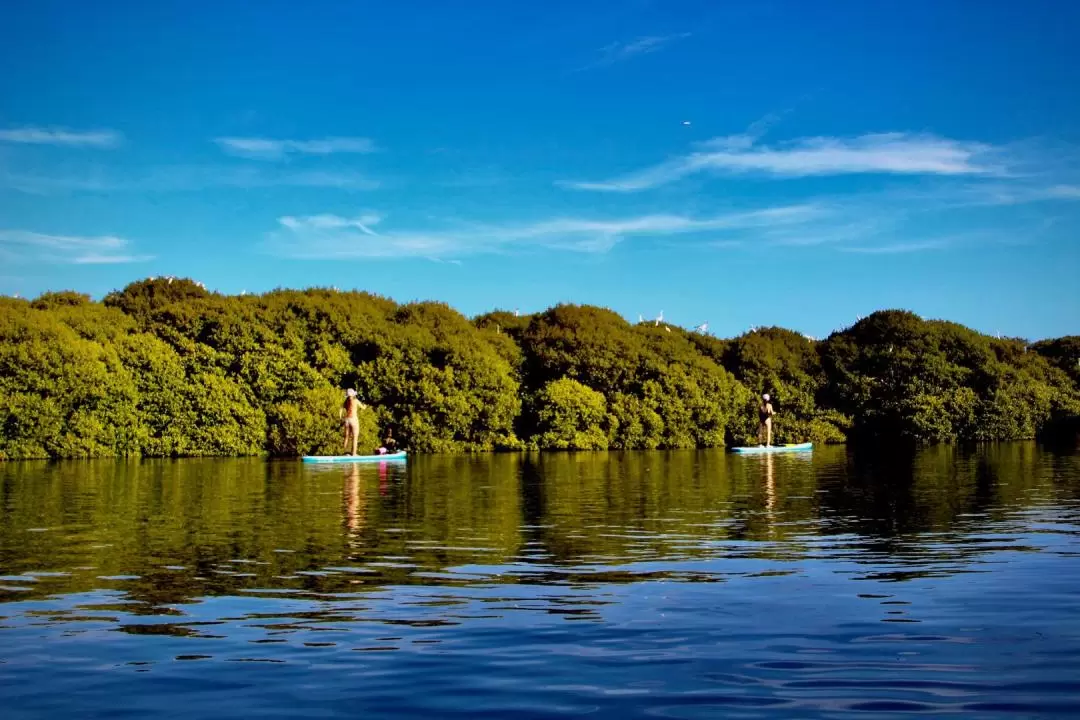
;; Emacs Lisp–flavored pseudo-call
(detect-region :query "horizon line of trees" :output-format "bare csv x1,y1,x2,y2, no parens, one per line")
1,277,1078,459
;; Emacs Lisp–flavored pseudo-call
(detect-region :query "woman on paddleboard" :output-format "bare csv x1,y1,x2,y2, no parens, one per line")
341,389,365,456
758,393,775,447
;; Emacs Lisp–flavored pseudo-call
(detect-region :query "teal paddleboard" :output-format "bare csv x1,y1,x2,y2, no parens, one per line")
731,442,813,454
302,451,407,463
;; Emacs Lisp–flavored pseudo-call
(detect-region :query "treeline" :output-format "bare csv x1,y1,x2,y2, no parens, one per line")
0,278,1077,459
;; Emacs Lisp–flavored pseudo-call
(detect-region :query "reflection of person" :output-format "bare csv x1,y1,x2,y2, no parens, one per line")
762,452,777,540
340,389,365,456
344,464,365,534
764,451,775,514
757,393,775,447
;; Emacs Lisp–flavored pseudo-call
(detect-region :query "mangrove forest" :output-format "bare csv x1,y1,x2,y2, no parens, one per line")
1,277,1078,459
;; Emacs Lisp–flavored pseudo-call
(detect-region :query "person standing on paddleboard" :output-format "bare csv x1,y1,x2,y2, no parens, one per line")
758,393,775,447
341,389,365,456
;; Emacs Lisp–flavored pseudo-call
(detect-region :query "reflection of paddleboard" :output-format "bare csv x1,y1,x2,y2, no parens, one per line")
730,442,813,454
302,451,407,463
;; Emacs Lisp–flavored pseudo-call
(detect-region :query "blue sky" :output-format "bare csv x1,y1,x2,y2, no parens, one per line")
1,0,1078,340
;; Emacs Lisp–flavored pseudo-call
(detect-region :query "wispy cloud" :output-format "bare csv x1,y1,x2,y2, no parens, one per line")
1048,185,1080,199
0,127,122,148
214,136,378,160
695,112,789,153
0,230,152,264
970,182,1080,206
268,203,991,259
0,166,380,194
581,32,691,69
840,239,954,254
563,132,1003,191
762,219,890,248
267,204,822,260
169,167,381,190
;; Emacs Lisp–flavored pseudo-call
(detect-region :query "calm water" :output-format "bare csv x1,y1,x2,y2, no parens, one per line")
1,445,1079,718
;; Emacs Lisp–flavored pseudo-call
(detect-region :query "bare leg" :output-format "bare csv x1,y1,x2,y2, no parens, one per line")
343,424,350,454
766,419,773,447
351,424,358,456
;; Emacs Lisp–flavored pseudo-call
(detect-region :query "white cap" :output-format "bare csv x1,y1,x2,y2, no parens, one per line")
762,393,770,401
346,388,357,397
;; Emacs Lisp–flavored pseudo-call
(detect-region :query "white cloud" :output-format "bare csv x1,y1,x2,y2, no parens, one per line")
269,203,984,259
214,136,378,160
762,219,889,247
1048,185,1080,199
0,127,122,148
186,167,380,190
840,239,953,254
582,33,691,69
1006,183,1080,203
267,204,822,260
878,180,1080,210
72,253,151,264
0,166,380,193
563,132,1003,191
694,113,786,153
279,213,383,233
0,230,152,264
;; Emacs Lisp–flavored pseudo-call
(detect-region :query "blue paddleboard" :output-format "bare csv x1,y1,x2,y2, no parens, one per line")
302,451,407,464
730,442,813,454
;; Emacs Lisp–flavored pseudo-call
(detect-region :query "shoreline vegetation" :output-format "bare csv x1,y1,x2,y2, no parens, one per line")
1,277,1078,460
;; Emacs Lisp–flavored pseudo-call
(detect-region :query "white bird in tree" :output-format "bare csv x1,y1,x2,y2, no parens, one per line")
654,310,664,327
637,313,645,324
693,322,709,334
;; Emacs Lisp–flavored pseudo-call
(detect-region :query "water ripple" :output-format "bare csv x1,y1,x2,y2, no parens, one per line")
2,446,1080,718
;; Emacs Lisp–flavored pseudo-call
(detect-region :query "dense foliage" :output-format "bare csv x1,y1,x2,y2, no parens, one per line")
821,312,1080,443
1,280,1077,458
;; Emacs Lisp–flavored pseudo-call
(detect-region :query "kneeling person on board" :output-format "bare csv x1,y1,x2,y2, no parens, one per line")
757,393,775,447
341,389,365,456
378,427,398,455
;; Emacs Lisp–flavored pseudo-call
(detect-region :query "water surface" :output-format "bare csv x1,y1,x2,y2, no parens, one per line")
2,445,1079,718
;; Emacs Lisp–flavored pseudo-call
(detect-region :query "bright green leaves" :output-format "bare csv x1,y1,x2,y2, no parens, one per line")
533,378,609,450
3,280,1077,458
